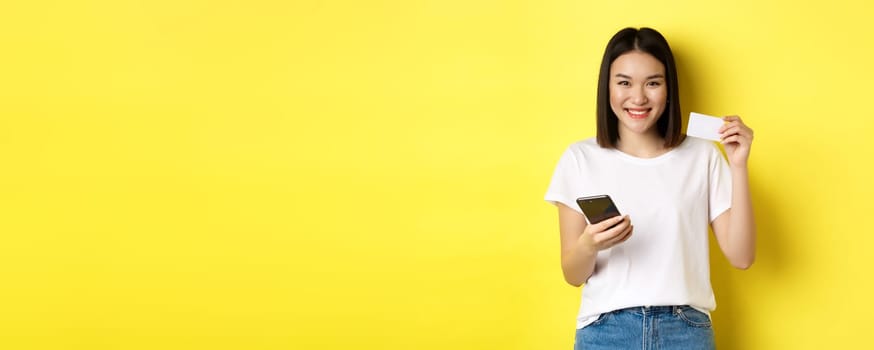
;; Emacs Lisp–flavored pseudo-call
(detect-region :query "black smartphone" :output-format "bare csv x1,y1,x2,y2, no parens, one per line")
576,195,621,225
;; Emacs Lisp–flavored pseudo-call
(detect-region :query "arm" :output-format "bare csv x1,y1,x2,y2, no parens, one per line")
711,115,756,269
557,203,633,286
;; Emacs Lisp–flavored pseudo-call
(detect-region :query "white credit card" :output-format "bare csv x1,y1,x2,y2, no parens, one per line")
687,112,724,141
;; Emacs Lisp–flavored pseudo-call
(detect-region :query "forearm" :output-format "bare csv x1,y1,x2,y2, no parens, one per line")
561,245,597,287
726,166,756,268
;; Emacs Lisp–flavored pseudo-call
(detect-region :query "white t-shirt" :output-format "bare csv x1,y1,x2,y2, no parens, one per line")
544,137,732,329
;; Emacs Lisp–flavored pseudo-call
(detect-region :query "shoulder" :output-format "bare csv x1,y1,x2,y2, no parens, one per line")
677,136,722,156
564,137,603,156
680,136,714,149
675,137,728,170
553,137,603,169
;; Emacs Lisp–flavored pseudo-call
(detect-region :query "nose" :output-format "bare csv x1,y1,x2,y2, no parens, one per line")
630,86,647,105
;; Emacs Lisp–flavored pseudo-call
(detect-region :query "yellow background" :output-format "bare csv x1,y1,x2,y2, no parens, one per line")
1,0,872,349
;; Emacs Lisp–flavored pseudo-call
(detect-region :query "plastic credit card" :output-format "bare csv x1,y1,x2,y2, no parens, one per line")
686,112,724,141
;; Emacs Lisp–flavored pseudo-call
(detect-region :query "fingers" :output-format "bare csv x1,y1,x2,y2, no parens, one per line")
591,215,631,245
720,124,752,136
603,223,633,247
593,215,626,232
721,135,743,145
722,115,742,123
719,115,754,143
720,128,752,144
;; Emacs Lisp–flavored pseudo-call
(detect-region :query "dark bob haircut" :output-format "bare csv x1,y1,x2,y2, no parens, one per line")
596,27,683,148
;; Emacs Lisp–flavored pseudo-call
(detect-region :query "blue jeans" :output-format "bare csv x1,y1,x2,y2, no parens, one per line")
574,305,715,350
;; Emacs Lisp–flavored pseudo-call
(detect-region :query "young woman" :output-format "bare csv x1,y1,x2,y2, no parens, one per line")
544,27,755,349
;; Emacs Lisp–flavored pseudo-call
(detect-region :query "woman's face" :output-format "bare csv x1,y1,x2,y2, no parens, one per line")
608,51,668,138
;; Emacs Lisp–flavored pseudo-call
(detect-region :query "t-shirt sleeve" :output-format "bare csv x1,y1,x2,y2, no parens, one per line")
708,145,733,222
544,147,584,215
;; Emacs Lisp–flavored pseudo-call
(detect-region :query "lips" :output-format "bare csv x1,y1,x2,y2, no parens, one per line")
625,108,651,119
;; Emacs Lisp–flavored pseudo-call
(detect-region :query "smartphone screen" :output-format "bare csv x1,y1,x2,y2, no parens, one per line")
576,195,621,225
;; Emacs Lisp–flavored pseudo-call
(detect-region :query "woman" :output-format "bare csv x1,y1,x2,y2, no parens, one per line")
544,27,755,349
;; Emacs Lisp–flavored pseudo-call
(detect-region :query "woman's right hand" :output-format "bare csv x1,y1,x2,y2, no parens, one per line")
557,205,633,286
577,215,633,253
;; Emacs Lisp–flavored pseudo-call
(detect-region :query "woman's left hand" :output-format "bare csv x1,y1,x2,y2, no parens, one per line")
719,115,754,167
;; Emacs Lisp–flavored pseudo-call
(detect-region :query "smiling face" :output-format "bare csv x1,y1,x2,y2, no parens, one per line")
608,51,668,139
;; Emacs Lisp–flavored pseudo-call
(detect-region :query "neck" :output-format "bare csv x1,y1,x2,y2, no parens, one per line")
616,130,668,158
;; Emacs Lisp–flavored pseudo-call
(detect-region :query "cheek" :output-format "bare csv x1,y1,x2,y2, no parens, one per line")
609,88,625,105
648,89,667,105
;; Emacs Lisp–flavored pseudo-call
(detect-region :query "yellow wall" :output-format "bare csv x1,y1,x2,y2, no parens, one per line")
1,0,872,349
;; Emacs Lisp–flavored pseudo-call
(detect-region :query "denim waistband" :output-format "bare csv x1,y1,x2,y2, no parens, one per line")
614,305,687,315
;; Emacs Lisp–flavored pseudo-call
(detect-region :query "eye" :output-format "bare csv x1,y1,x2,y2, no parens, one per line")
617,81,630,86
647,81,662,87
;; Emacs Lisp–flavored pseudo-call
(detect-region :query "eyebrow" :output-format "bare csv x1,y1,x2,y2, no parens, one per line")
614,73,665,80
